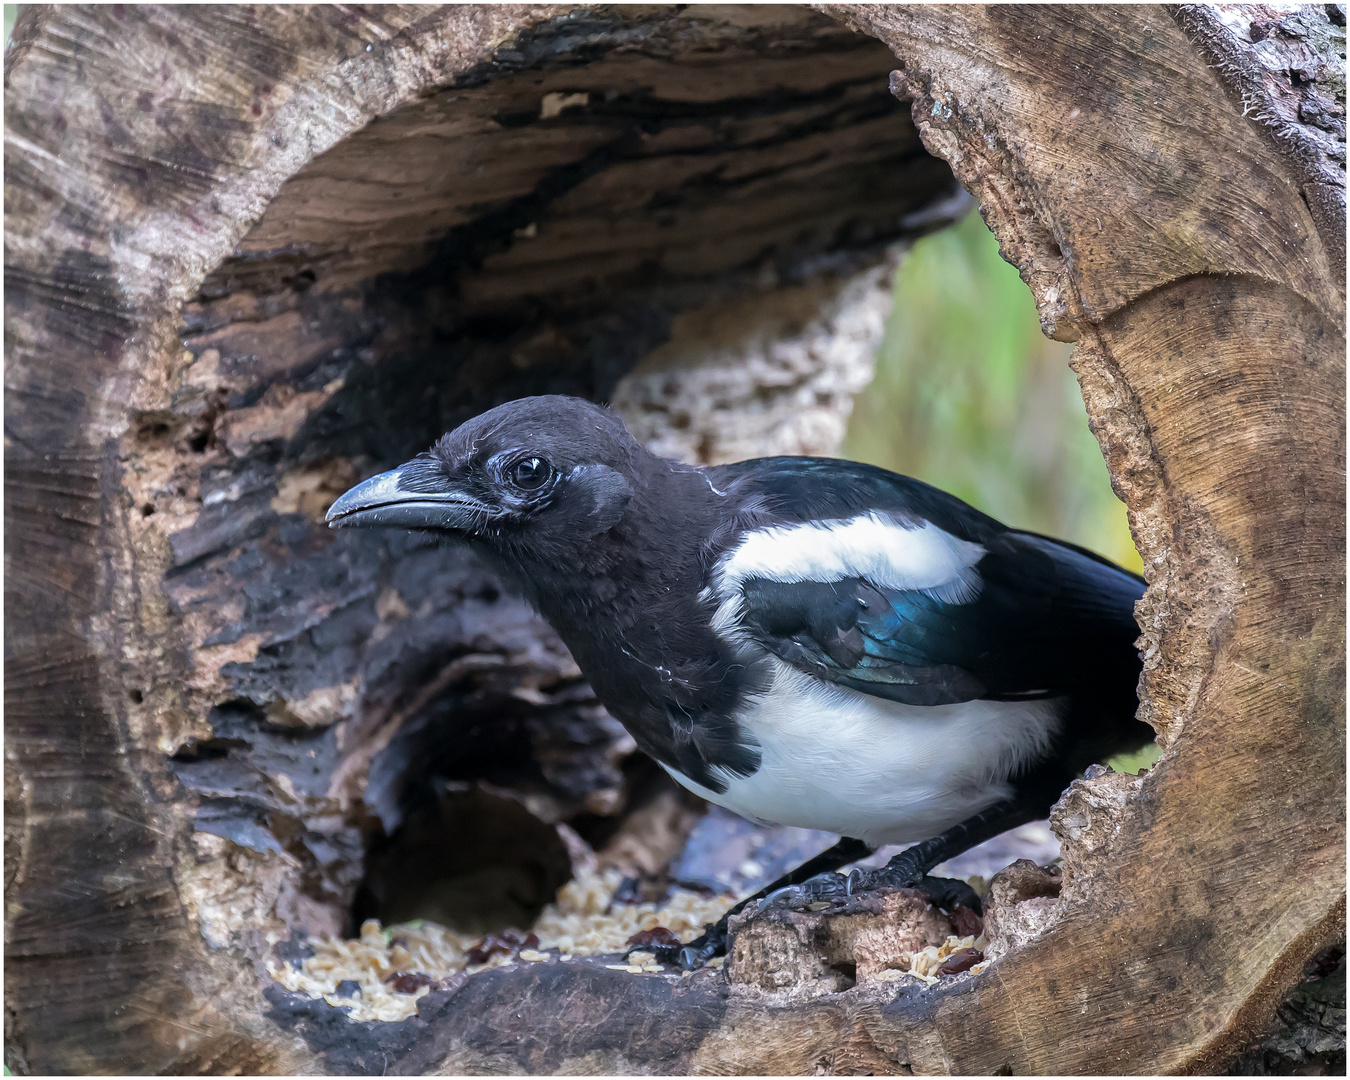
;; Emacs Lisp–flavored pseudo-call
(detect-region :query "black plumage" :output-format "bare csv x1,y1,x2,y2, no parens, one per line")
328,395,1151,966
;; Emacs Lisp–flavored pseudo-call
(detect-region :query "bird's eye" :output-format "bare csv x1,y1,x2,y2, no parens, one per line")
507,456,552,491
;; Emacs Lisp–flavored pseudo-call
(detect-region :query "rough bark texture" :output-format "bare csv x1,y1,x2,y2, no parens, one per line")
1171,3,1347,280
4,3,1344,1075
1227,945,1347,1075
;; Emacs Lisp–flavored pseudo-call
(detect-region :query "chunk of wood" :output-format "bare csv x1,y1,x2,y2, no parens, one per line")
725,890,955,995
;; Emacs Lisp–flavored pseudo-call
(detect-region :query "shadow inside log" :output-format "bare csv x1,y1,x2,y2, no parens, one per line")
353,785,574,935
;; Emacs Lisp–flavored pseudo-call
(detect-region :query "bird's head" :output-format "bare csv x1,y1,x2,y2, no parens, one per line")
325,396,639,566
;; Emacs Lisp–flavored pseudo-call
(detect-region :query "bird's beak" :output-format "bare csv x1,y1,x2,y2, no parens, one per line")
325,467,489,531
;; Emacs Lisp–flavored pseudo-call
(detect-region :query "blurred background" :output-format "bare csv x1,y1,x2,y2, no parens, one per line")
847,210,1142,576
852,211,1156,780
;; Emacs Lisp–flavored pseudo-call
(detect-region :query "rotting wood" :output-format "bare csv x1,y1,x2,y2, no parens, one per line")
5,3,1344,1075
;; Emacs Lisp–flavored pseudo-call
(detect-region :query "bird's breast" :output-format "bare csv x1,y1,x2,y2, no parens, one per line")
662,658,1064,847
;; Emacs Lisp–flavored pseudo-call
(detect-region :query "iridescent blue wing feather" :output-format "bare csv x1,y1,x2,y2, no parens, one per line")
715,458,1145,709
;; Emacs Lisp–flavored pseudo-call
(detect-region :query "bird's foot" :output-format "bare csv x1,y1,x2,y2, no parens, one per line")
625,922,728,972
754,871,851,914
847,852,982,915
624,872,851,972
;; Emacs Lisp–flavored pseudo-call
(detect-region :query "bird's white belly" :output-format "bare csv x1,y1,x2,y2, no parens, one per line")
664,660,1063,847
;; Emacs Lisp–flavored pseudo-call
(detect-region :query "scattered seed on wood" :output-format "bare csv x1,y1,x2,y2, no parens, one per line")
466,929,540,965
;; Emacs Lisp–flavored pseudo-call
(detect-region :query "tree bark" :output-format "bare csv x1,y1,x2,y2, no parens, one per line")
4,3,1343,1075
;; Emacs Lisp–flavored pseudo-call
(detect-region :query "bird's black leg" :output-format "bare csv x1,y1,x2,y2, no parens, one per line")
630,836,875,971
845,798,1044,912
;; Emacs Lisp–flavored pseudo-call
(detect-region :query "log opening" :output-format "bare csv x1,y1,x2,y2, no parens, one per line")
123,6,964,964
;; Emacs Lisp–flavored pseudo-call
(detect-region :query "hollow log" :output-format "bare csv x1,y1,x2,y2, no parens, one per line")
4,3,1344,1075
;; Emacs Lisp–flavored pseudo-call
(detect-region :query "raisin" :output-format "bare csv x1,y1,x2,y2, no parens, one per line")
386,971,435,994
626,926,681,949
950,905,983,938
466,929,540,965
937,948,984,976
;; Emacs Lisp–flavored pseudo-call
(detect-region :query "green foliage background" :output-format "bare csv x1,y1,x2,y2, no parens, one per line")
847,212,1156,774
845,211,1143,575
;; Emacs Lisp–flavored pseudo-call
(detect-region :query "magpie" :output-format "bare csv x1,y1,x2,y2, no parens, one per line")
327,395,1151,968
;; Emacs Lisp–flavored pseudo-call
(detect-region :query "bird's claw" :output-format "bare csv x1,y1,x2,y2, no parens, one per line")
845,867,871,896
670,922,727,970
626,926,727,971
846,860,982,916
756,872,851,914
621,864,981,974
676,941,720,971
846,848,925,896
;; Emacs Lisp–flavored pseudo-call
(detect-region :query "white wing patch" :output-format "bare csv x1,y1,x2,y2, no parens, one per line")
707,512,985,634
716,512,984,593
684,516,1023,844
